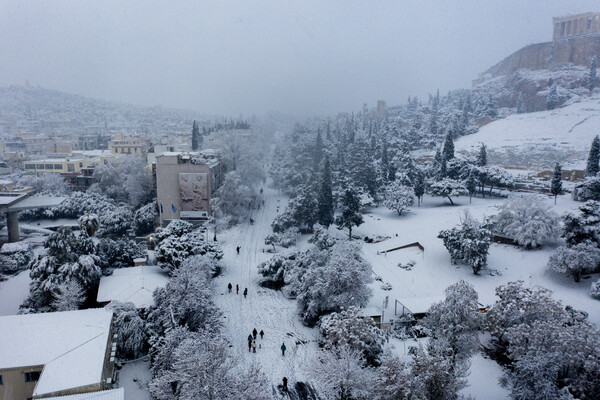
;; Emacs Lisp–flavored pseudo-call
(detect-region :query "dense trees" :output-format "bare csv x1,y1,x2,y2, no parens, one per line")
336,189,364,239
586,135,600,177
550,162,562,204
438,212,491,274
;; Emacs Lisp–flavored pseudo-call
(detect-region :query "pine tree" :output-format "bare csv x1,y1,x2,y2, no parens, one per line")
191,120,200,151
586,135,600,177
516,93,526,113
550,163,562,204
442,131,455,160
589,56,597,94
476,143,487,167
413,170,425,206
336,189,364,239
546,85,559,110
381,141,390,183
317,156,334,227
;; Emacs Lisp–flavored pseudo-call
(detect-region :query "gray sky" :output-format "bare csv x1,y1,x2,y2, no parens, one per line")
1,0,599,116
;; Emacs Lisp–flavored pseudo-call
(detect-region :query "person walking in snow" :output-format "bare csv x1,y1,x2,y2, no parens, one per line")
236,246,240,254
281,342,286,356
227,283,232,293
236,284,239,294
252,340,257,353
243,288,248,298
252,328,258,339
248,340,252,352
282,377,288,392
259,329,264,339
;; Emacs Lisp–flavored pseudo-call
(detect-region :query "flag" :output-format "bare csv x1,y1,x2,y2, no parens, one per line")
171,204,177,213
160,203,163,213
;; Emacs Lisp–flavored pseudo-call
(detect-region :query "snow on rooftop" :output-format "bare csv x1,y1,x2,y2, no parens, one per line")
7,195,65,211
42,388,124,400
97,265,169,308
394,296,444,315
0,309,113,397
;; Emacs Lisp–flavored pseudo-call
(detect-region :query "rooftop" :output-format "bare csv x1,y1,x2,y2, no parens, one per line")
97,265,169,308
0,308,113,397
43,388,124,400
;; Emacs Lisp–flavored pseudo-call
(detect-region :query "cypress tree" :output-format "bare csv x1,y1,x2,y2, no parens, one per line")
381,141,390,183
442,131,455,160
516,93,526,113
313,129,323,171
546,85,559,110
586,135,600,177
413,170,425,206
551,163,563,204
477,143,487,167
191,121,200,151
466,171,477,203
589,56,597,94
335,188,363,240
317,155,334,227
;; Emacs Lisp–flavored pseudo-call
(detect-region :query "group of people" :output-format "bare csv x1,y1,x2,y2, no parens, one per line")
247,328,265,353
227,283,247,297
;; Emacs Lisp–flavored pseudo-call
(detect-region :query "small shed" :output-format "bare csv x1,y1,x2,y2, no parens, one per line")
394,296,444,320
97,265,169,308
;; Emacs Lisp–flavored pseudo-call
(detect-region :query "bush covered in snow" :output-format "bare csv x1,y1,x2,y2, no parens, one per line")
492,194,560,248
211,171,254,226
0,242,33,275
257,251,300,289
562,201,600,247
575,175,600,201
97,205,134,237
308,224,338,250
591,280,600,300
319,306,386,366
438,212,491,274
155,226,222,272
547,243,600,282
264,228,298,250
97,238,146,273
78,213,100,237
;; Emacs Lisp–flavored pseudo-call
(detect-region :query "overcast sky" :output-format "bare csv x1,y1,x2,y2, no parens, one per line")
1,1,599,116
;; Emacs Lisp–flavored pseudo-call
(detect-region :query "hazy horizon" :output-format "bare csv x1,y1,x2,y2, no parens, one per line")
1,0,599,116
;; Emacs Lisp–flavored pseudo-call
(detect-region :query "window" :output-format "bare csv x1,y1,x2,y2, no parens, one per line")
36,164,44,169
24,371,40,382
79,162,83,167
0,374,3,385
67,163,74,172
54,164,63,169
25,164,35,169
46,164,53,170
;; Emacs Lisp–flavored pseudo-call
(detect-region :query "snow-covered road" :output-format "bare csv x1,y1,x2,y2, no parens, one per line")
213,185,318,389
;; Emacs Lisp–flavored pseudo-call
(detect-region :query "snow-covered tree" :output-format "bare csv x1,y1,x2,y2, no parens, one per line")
289,183,319,231
591,279,600,300
423,281,482,361
182,253,223,279
134,201,158,235
576,174,600,201
264,228,298,250
317,155,335,227
335,188,364,239
586,135,600,177
108,301,147,359
476,143,487,167
547,243,600,282
308,224,338,250
211,171,253,226
546,84,559,110
438,212,491,274
465,170,477,203
430,178,467,205
96,205,134,237
319,306,385,366
375,354,416,400
562,201,600,247
155,220,194,242
383,181,415,215
78,213,100,237
550,163,563,204
15,172,70,195
516,93,526,113
156,227,222,272
0,242,33,275
492,195,560,248
413,169,425,206
52,280,86,311
97,238,146,273
310,345,375,400
442,131,455,160
191,120,200,151
298,242,372,326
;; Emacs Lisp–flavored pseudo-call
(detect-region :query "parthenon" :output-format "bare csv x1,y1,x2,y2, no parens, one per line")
553,12,600,40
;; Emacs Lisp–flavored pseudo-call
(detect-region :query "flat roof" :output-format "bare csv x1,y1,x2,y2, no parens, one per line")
97,265,169,308
0,309,113,397
43,388,124,400
7,196,65,212
395,296,444,315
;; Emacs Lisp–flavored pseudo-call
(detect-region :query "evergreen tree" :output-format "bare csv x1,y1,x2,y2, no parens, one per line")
439,157,447,179
317,156,334,227
466,171,477,203
589,56,597,94
413,170,425,207
381,141,390,183
192,120,200,151
516,93,526,113
550,163,563,204
326,120,331,141
476,143,487,167
586,135,600,177
485,95,498,118
546,84,559,110
335,189,364,239
442,131,455,160
313,129,323,171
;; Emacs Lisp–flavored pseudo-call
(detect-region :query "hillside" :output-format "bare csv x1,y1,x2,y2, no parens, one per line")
455,94,600,170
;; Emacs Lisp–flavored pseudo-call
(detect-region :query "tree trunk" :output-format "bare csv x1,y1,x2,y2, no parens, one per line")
447,196,454,205
554,195,557,205
348,226,352,240
574,270,581,282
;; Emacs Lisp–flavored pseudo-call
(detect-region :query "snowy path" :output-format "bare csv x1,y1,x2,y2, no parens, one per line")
213,185,318,389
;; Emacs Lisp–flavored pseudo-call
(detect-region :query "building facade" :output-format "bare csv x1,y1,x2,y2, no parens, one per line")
553,12,600,40
155,151,223,226
108,134,150,155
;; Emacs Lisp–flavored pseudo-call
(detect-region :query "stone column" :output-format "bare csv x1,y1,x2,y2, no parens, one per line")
7,211,19,242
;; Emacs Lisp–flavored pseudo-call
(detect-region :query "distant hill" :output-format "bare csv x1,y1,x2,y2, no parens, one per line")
455,95,600,170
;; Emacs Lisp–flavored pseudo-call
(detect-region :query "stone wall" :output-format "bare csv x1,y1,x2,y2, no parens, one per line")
474,34,600,85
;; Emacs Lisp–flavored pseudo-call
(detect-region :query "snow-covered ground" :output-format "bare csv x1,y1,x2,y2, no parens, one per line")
116,359,151,400
213,186,319,390
0,269,30,316
456,95,600,170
